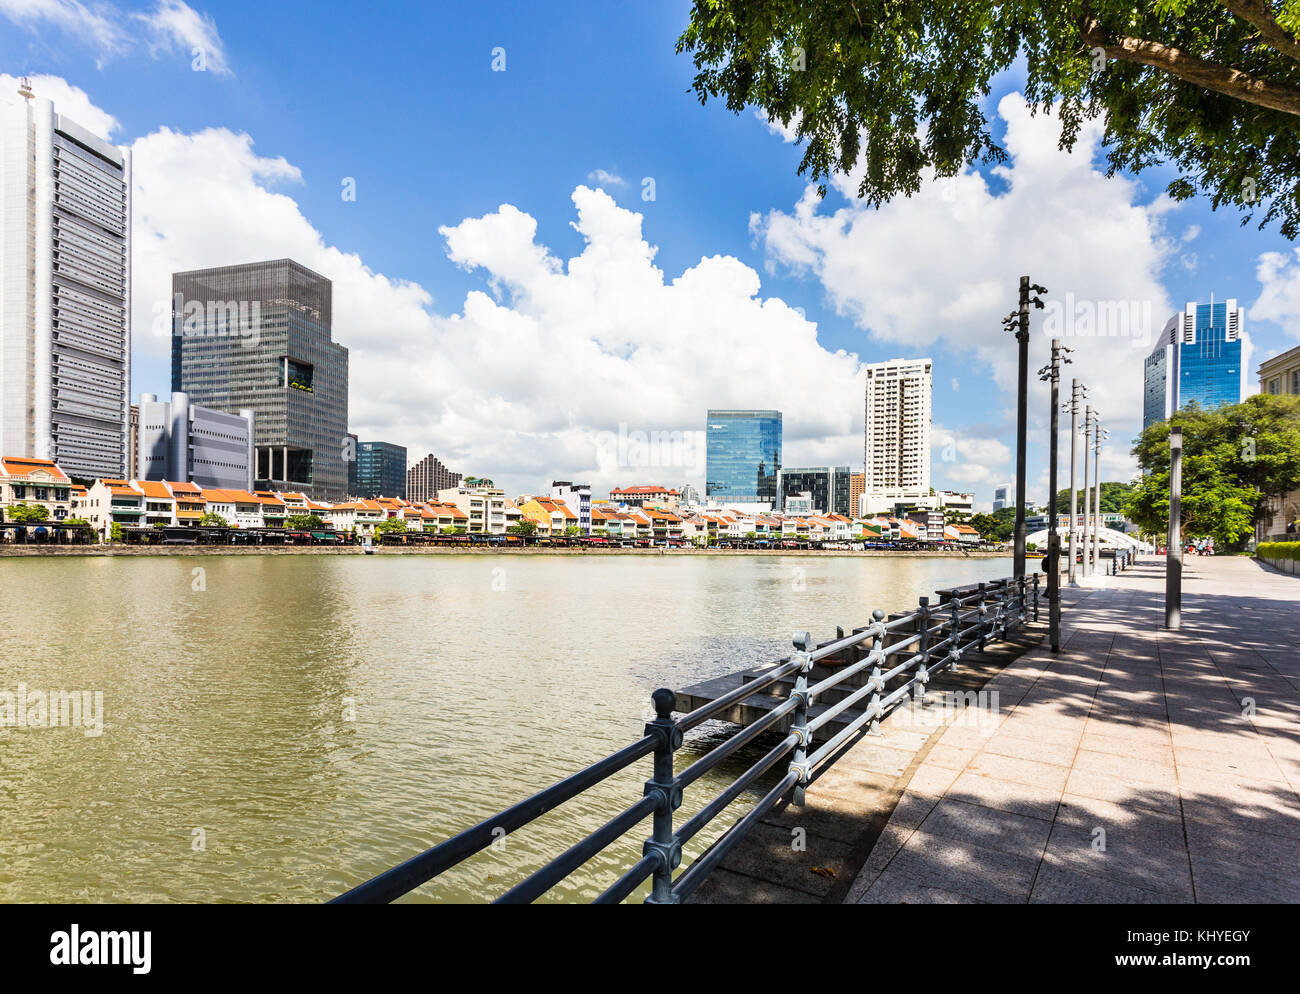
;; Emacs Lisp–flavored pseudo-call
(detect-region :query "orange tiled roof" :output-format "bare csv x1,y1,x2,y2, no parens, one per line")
0,456,70,481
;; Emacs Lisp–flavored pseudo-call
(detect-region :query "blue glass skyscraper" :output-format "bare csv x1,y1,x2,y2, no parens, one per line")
1143,298,1245,429
705,410,782,505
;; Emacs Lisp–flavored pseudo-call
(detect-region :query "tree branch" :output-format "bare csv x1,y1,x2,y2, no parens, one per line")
1217,0,1300,64
1081,8,1300,117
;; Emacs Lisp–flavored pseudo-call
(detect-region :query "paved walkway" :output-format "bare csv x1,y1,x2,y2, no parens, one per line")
845,556,1300,903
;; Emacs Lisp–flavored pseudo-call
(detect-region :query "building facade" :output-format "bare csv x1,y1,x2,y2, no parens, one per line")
1143,298,1246,429
1,85,131,479
776,466,852,515
863,358,932,514
407,451,462,502
705,410,781,506
138,391,254,490
171,259,349,499
550,481,591,534
354,441,407,499
1258,344,1300,541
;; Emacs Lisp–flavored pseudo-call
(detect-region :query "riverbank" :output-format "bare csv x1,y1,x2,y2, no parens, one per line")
0,544,1012,558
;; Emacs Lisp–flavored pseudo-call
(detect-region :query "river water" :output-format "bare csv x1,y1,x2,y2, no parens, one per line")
0,552,1013,903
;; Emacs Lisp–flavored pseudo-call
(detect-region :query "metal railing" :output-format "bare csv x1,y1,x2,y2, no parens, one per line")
331,573,1041,904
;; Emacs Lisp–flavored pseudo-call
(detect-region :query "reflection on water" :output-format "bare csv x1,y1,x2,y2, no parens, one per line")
0,553,1012,902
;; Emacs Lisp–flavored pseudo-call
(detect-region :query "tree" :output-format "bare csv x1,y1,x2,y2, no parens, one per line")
287,513,324,530
510,519,538,536
564,524,584,537
1125,394,1300,548
678,2,1300,237
374,518,408,537
1054,481,1134,515
5,503,49,524
109,522,124,543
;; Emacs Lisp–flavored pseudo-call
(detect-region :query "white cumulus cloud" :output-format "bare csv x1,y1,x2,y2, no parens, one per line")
751,93,1180,482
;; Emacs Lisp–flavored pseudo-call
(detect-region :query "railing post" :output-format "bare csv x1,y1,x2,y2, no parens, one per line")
642,688,682,905
977,582,988,652
948,594,961,671
915,596,930,705
788,632,814,805
1032,573,1040,622
865,609,886,734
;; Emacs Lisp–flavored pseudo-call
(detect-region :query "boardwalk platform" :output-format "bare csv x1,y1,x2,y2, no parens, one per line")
690,556,1300,904
845,555,1300,904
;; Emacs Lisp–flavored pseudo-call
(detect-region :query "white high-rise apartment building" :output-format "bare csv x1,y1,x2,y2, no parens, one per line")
0,82,131,479
862,357,932,514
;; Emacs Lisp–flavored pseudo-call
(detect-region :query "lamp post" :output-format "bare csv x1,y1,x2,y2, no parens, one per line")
1005,276,1047,579
1081,406,1093,577
1066,379,1085,586
1093,423,1108,573
1039,340,1070,651
1166,425,1183,629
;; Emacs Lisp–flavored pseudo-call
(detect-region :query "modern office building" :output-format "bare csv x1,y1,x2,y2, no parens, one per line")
705,410,781,506
346,432,358,495
354,440,407,499
128,404,139,478
407,451,462,502
550,481,592,534
862,358,932,514
170,259,349,499
137,391,254,490
777,466,852,515
1143,298,1245,429
0,82,131,479
992,484,1011,512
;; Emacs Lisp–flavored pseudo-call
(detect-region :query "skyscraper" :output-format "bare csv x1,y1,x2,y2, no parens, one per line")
0,83,131,479
705,410,782,507
171,259,349,499
1143,298,1245,429
407,451,462,502
355,440,407,498
862,358,932,514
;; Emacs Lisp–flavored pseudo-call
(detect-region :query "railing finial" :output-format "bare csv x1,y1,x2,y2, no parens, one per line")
792,631,812,651
651,688,677,719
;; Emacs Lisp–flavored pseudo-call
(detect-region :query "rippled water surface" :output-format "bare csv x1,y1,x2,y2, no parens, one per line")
0,553,1013,902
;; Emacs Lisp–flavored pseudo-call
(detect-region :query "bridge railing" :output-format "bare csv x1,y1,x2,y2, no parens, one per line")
331,573,1041,905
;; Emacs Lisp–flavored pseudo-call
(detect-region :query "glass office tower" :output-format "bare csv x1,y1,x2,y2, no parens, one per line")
705,410,782,505
355,440,407,499
1143,298,1245,429
777,466,852,515
171,259,349,499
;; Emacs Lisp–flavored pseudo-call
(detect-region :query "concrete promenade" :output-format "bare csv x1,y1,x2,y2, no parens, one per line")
845,556,1300,903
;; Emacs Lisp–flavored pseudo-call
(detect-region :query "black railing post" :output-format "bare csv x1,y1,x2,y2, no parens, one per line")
977,582,989,652
788,632,814,806
949,594,961,671
643,688,682,904
915,596,930,706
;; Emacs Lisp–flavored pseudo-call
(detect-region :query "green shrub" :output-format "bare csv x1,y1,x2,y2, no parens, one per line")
1257,542,1300,562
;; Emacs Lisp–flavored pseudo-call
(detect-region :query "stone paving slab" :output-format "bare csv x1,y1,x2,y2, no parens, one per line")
848,556,1300,904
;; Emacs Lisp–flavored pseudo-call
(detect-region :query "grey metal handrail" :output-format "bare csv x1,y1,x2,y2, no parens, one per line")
330,572,1041,904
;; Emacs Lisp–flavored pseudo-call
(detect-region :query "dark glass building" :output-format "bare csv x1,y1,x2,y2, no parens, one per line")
355,440,407,499
705,410,782,505
171,260,349,499
777,466,853,515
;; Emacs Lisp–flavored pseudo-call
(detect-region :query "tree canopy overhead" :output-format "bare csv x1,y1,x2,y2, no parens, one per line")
677,1,1300,236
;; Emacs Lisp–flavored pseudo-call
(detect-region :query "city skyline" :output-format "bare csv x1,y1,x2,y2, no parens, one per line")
4,5,1298,507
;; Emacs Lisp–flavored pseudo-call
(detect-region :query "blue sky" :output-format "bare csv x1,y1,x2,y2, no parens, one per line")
3,0,1297,505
